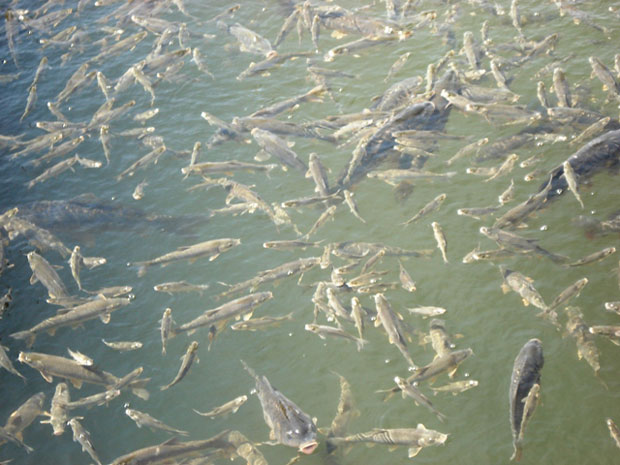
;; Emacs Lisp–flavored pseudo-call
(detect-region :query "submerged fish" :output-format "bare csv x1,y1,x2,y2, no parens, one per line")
241,360,318,454
509,338,543,462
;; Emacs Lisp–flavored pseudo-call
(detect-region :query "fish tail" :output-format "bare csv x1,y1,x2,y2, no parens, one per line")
510,441,523,461
10,330,35,348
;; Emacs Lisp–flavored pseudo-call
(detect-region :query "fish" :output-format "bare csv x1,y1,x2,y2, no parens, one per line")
173,292,273,337
224,430,266,465
108,430,231,465
241,360,318,454
160,340,199,390
589,56,620,98
548,278,588,310
552,67,571,107
374,293,416,368
540,130,620,204
251,128,307,172
406,349,473,385
427,319,455,361
69,245,83,291
10,297,132,347
193,395,248,418
18,351,148,397
125,406,189,435
228,22,273,56
431,221,448,263
398,260,417,292
305,323,367,351
20,84,38,123
562,160,584,208
481,227,566,263
385,52,411,82
499,266,557,325
0,343,26,381
485,154,519,182
606,418,620,449
230,312,294,331
430,379,479,395
457,205,501,220
326,425,447,458
304,205,337,239
509,338,543,462
154,281,210,295
324,372,358,448
402,194,447,226
564,306,600,376
161,308,173,355
101,339,143,351
566,247,616,267
26,251,69,300
351,297,365,341
182,160,277,177
40,383,69,436
408,306,446,318
64,389,121,410
67,348,93,367
499,179,516,205
393,376,446,422
262,239,323,250
129,238,241,276
67,418,102,465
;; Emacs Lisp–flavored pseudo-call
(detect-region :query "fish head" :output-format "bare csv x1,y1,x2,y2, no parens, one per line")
299,440,319,454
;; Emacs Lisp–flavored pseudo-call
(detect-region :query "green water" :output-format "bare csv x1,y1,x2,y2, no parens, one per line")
1,0,620,464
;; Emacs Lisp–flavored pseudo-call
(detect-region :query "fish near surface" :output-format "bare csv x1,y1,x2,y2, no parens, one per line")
509,338,543,462
540,129,620,203
241,360,318,454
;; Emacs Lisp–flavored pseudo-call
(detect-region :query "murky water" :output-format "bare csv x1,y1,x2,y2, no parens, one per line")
1,0,620,464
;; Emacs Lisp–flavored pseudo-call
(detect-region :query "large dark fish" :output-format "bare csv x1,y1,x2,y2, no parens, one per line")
8,193,206,238
509,338,543,462
241,360,318,454
540,129,620,202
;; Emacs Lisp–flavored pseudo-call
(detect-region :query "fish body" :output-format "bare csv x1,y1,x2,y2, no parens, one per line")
230,313,293,331
407,349,473,385
68,418,102,465
173,292,272,336
394,376,446,422
102,339,143,351
27,251,69,299
567,247,616,267
549,278,588,310
565,306,600,375
125,407,189,435
430,379,479,395
403,194,447,226
241,360,318,454
10,297,131,347
154,281,210,295
41,383,69,436
327,425,447,458
129,238,240,276
607,418,620,449
18,351,146,395
374,293,416,368
509,338,543,462
193,395,248,418
161,341,199,390
0,343,26,381
305,323,366,351
431,222,448,263
108,430,231,465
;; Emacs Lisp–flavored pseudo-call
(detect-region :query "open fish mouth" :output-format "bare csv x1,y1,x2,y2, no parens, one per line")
299,441,319,454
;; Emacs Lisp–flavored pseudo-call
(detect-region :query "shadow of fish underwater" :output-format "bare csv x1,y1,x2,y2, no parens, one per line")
7,193,209,243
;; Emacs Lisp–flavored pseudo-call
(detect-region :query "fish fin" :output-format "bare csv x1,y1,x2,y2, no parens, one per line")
40,372,54,383
417,423,427,430
30,274,38,285
501,283,510,294
522,299,530,306
269,430,276,441
388,446,398,451
100,313,111,324
408,447,421,458
208,253,220,262
70,378,83,389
